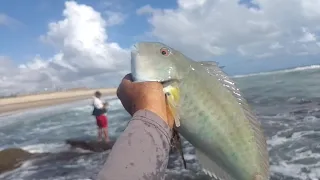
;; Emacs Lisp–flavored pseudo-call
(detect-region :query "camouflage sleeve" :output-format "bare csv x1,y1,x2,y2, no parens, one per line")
97,109,172,180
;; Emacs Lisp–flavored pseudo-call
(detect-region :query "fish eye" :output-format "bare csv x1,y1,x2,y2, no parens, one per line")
160,47,170,56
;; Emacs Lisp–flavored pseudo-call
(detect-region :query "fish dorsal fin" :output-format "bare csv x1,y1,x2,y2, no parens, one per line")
198,61,244,103
198,61,225,69
196,148,235,180
198,61,270,179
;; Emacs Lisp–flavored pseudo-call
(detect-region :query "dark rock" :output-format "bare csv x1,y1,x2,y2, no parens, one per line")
66,139,115,152
301,167,311,174
277,130,294,138
292,157,319,165
0,148,33,174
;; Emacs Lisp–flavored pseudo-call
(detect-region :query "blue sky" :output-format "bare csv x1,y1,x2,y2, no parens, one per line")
0,0,253,58
0,0,66,62
0,0,178,63
0,0,252,59
1,0,320,93
1,0,96,62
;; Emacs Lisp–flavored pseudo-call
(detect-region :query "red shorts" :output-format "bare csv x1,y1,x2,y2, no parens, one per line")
95,115,108,128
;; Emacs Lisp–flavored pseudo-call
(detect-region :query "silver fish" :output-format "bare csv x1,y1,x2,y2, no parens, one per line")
131,42,269,180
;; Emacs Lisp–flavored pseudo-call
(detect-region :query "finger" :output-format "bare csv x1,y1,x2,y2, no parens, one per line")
123,73,133,82
116,86,121,99
120,99,133,116
119,74,133,89
117,74,133,97
137,81,164,92
117,74,135,116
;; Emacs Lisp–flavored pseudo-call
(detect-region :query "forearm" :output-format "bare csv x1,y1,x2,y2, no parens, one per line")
97,110,172,180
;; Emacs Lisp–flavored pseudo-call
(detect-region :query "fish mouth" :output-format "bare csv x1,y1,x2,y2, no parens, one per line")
133,78,178,85
131,43,179,84
131,43,139,82
135,79,179,88
161,79,180,87
131,43,139,55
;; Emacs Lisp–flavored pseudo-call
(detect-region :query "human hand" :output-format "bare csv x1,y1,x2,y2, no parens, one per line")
117,74,174,128
103,103,108,108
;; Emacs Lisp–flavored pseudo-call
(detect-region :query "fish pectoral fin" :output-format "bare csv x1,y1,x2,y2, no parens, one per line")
196,149,235,180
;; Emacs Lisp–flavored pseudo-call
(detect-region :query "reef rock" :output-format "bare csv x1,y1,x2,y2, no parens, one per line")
0,148,32,174
66,139,115,152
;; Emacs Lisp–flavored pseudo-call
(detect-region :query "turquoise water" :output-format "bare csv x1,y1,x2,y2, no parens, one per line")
1,65,320,180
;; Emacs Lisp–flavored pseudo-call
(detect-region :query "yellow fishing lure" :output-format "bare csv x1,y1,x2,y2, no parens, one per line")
163,85,181,127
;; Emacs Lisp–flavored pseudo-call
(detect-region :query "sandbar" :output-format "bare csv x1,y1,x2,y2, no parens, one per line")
0,88,117,114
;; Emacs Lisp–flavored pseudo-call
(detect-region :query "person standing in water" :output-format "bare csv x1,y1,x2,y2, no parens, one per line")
92,91,110,142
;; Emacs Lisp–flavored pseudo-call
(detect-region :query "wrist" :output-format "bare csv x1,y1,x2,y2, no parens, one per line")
145,108,168,124
132,103,169,127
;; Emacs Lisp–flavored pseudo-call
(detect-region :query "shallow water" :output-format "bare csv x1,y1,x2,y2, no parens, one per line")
1,66,320,180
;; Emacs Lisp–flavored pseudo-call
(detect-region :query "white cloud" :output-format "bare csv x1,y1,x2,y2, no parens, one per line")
104,11,126,26
4,0,320,95
1,1,129,96
0,14,9,25
299,27,317,42
269,42,283,50
0,13,20,27
138,0,320,60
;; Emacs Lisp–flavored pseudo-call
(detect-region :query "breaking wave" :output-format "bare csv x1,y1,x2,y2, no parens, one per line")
233,65,320,78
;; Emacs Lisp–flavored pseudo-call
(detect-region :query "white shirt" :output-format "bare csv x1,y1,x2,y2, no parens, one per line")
93,96,104,109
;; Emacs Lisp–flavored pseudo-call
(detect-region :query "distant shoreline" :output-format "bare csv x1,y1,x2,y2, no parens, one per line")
0,88,117,115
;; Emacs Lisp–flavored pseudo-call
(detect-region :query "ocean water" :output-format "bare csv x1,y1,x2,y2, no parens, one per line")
1,65,320,180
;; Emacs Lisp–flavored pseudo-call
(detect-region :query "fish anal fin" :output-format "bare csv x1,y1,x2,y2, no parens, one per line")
196,149,235,180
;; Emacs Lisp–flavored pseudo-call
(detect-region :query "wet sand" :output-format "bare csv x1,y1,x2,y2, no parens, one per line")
0,88,117,114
